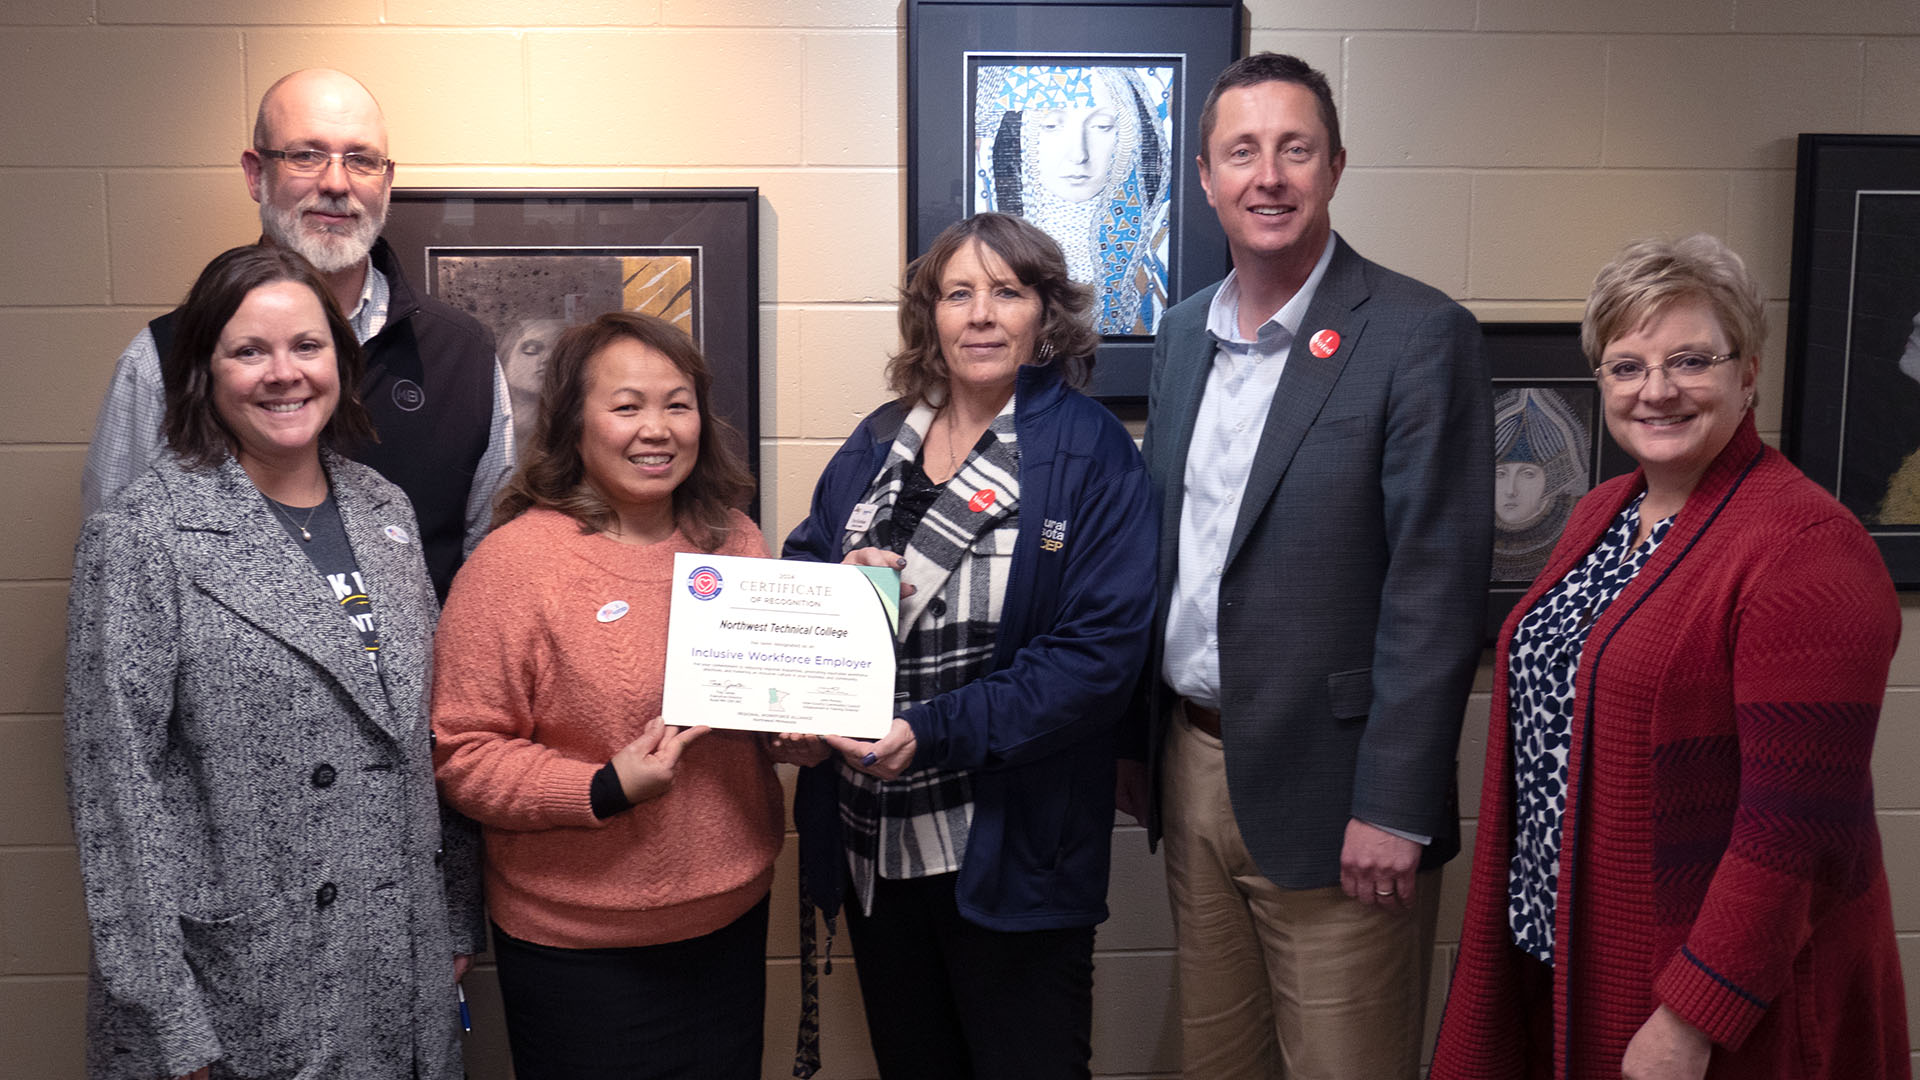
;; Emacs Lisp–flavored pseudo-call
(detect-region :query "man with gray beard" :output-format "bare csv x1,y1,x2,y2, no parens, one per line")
81,68,512,600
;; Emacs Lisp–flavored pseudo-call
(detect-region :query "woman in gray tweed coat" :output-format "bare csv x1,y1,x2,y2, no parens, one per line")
63,246,484,1080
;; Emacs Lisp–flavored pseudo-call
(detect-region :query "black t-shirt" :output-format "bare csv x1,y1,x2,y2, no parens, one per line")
266,493,381,674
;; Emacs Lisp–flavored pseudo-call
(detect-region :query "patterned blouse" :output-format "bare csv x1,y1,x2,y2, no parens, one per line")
1506,492,1672,964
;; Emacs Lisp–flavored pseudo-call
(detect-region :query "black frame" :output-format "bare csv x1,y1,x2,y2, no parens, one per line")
382,187,761,520
907,0,1240,403
1785,133,1920,587
1483,323,1635,639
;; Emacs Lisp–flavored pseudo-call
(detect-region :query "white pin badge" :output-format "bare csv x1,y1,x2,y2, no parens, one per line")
845,502,879,532
383,524,410,544
597,600,630,623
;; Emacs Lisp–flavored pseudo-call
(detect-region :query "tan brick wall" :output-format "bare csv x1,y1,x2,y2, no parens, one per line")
1,1,1914,1076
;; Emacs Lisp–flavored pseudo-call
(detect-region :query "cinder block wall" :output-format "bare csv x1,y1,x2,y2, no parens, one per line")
2,2,1916,1076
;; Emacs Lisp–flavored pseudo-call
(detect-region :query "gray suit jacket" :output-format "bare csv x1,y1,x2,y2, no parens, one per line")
64,450,482,1080
1135,236,1492,888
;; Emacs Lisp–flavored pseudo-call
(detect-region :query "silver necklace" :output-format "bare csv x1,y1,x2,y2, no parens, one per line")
272,497,324,542
943,406,962,481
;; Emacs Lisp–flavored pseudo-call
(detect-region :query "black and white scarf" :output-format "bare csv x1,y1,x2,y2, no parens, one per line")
837,393,1022,914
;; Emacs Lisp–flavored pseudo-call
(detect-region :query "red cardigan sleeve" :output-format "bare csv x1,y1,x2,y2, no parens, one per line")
1653,514,1900,1047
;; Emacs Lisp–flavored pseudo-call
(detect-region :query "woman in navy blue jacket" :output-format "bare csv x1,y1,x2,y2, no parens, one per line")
780,213,1155,1079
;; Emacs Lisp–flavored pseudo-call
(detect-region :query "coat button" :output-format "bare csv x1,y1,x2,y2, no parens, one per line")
311,764,337,788
316,882,337,908
928,597,947,617
429,731,437,751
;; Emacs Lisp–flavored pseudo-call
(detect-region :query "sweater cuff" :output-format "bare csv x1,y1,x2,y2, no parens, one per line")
532,755,605,828
1653,945,1768,1049
590,763,633,820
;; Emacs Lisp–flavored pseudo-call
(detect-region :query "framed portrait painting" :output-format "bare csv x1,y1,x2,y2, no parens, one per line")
1484,323,1636,639
907,0,1240,403
1785,133,1920,586
382,187,761,519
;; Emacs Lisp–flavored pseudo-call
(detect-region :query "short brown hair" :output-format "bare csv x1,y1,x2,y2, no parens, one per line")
493,312,755,552
1581,234,1767,368
888,213,1099,405
1199,52,1341,161
163,244,374,468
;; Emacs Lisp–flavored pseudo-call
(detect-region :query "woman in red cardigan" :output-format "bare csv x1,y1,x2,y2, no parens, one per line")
1431,235,1908,1080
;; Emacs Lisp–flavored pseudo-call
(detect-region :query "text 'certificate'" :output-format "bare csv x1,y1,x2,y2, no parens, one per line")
662,553,898,738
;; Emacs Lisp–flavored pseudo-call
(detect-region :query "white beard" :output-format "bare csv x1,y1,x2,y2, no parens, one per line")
259,181,387,274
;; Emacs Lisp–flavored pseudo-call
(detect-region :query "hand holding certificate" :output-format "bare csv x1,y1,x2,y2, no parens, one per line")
662,553,899,738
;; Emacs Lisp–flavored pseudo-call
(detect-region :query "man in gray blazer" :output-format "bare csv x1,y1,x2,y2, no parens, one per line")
1117,53,1492,1079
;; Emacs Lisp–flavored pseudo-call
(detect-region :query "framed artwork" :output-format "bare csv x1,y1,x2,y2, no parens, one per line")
1785,133,1920,586
382,187,761,519
907,0,1240,402
1484,323,1635,639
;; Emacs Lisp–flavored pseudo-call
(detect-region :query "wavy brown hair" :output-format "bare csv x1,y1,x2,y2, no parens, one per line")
162,245,375,468
887,212,1099,406
492,311,754,551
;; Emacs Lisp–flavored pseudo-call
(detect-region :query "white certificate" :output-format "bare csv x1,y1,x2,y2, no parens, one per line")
662,553,899,738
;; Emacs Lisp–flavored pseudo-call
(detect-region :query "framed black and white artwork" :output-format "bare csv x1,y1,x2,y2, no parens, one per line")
908,0,1240,403
1785,133,1920,586
382,187,760,518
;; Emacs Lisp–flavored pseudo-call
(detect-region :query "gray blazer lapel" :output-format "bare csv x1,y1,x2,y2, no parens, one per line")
328,451,435,740
168,456,400,739
1153,297,1219,595
1227,240,1371,569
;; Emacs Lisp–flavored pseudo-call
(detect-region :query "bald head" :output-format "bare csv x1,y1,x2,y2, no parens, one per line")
244,68,392,279
253,68,387,156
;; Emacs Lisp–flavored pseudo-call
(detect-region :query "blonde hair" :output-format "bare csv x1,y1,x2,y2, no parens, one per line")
1581,234,1766,369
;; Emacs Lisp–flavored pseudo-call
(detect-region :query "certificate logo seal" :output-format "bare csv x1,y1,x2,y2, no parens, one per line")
686,565,724,600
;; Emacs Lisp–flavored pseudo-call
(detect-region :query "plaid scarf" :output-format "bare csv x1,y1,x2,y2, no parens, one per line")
837,393,1021,915
793,394,1023,1076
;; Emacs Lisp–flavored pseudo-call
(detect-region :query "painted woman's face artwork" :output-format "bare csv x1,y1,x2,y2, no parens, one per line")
1495,461,1549,528
1491,387,1594,582
1030,75,1122,203
972,62,1176,335
502,316,571,444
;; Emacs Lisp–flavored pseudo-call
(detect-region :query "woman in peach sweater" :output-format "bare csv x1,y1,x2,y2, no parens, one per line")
431,312,783,1079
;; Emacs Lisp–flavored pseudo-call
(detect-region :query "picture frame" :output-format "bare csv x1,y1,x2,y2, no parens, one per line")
1784,133,1920,587
1484,323,1635,639
382,187,761,520
906,0,1241,403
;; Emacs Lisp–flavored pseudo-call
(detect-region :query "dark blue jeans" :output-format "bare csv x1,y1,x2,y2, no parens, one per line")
490,894,768,1080
845,872,1095,1080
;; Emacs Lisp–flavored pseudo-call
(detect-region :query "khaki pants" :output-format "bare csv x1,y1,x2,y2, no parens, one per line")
1161,705,1441,1080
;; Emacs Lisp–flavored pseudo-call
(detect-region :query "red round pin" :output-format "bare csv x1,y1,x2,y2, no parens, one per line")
1308,329,1340,358
969,488,997,513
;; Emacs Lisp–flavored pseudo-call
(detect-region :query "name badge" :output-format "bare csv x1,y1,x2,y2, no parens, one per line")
845,502,879,532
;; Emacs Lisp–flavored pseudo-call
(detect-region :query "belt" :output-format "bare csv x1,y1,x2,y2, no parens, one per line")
1183,700,1221,739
